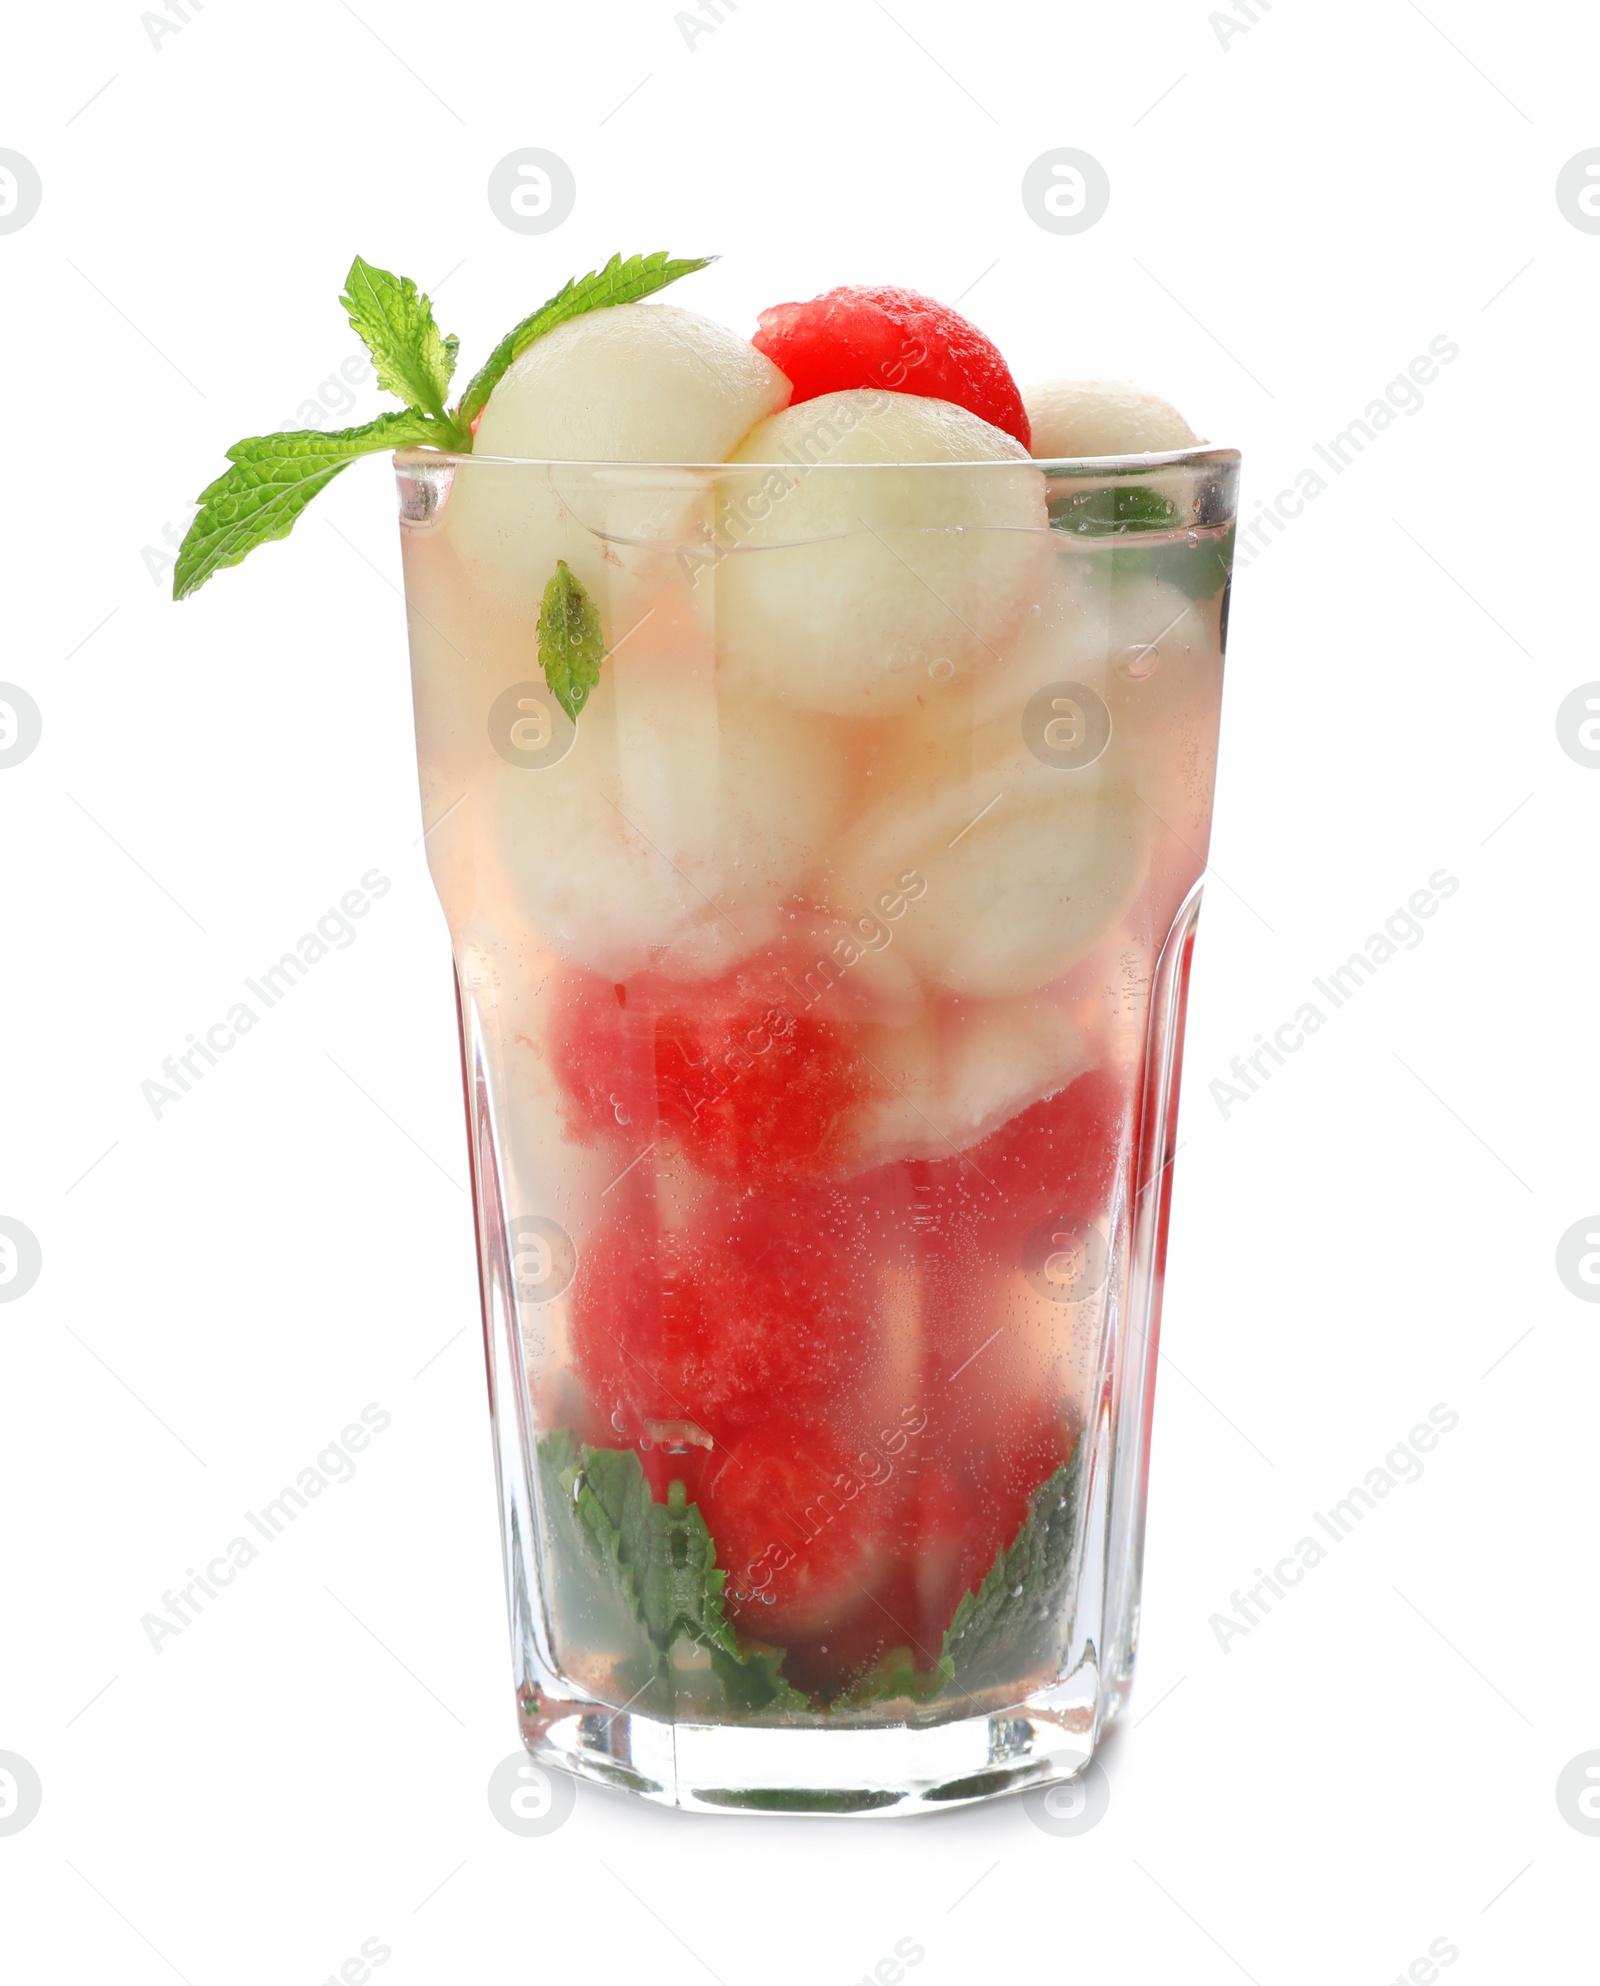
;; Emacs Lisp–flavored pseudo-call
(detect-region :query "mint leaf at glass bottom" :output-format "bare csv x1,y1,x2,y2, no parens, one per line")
836,1645,955,1709
173,412,440,599
940,1441,1085,1699
539,1433,805,1716
835,1444,1085,1710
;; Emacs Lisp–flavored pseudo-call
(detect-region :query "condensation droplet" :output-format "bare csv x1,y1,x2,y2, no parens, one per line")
928,657,955,681
1114,642,1161,682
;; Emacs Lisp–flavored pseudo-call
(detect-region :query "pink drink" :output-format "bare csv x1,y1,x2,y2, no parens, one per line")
397,440,1236,1812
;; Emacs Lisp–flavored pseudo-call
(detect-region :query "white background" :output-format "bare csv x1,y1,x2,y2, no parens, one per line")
2,1,1597,1979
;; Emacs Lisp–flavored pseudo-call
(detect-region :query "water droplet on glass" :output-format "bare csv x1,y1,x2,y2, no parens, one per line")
1114,642,1161,682
928,657,954,681
1185,530,1199,547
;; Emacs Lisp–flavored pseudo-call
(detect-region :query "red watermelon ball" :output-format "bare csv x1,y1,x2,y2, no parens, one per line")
752,285,1031,450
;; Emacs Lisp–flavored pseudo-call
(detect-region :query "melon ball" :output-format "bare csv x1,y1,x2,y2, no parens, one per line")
852,996,1090,1168
712,390,1050,715
445,302,791,622
830,720,1149,999
473,300,790,463
492,627,844,982
1023,379,1198,458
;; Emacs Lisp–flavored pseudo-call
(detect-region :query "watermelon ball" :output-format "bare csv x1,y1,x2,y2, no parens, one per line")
568,1199,867,1453
753,285,1030,450
700,1418,899,1640
775,1558,925,1700
548,961,872,1186
845,1065,1129,1272
650,964,872,1187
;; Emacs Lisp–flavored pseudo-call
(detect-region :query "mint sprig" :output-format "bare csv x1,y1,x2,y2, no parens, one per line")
940,1443,1084,1695
172,413,438,599
174,248,714,601
835,1444,1084,1707
537,1425,1085,1715
837,1645,954,1708
455,250,717,429
537,561,606,721
541,1432,804,1715
339,254,464,435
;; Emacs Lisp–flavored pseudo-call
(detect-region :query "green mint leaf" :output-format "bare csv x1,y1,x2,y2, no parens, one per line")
541,1433,804,1715
340,254,464,434
939,1441,1084,1696
709,1643,806,1715
172,412,440,600
456,250,717,428
835,1645,955,1709
537,560,605,720
576,1447,739,1658
1112,521,1235,601
1051,482,1234,600
1050,483,1178,534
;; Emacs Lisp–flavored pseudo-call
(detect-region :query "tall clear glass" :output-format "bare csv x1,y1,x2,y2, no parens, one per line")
395,440,1238,1814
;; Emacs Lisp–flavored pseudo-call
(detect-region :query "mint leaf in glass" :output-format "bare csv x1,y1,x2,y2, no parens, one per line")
542,1433,804,1715
456,250,717,428
1051,482,1234,601
1050,484,1177,534
940,1442,1084,1696
837,1645,955,1708
537,561,606,720
172,413,438,599
339,253,465,436
1114,521,1235,601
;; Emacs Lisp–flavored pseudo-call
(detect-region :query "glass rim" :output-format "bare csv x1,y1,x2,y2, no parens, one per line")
393,443,1240,476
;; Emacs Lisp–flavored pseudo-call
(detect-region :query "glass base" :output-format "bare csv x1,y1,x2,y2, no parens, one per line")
518,1659,1109,1816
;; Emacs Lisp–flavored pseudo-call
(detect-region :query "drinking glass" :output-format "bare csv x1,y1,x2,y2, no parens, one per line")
395,439,1238,1814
